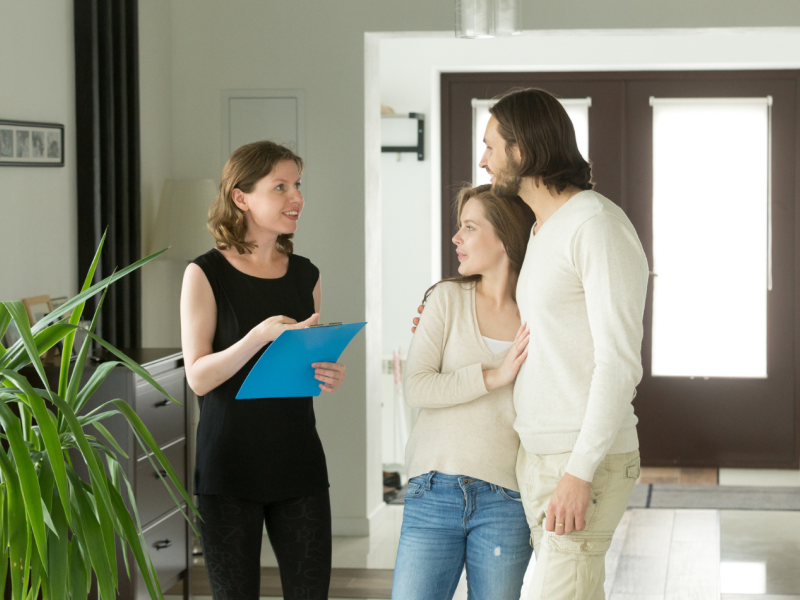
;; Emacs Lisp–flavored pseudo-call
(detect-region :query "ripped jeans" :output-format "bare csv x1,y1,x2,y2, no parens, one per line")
516,447,641,600
392,472,532,600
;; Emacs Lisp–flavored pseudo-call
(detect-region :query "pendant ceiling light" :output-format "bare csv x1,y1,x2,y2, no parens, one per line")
456,0,521,38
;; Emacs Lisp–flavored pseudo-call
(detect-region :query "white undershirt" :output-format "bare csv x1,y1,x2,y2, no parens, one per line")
482,336,513,355
437,337,512,477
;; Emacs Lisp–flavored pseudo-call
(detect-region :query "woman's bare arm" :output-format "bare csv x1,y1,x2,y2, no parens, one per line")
180,264,264,396
180,263,320,396
312,276,321,314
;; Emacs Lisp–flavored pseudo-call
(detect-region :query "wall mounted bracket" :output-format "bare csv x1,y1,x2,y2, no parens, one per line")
381,112,424,161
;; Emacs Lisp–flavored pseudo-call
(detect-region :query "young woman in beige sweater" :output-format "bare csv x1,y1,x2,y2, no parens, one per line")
392,185,536,600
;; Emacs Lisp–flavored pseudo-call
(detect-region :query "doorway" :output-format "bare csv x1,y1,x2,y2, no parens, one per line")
440,69,800,469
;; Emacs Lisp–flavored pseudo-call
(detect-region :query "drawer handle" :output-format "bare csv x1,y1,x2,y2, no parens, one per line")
154,539,172,551
154,399,170,408
154,469,168,479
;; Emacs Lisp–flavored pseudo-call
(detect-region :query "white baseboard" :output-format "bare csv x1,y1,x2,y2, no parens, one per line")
331,501,388,536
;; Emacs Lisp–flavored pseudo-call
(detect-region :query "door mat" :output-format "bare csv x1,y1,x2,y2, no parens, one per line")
168,566,394,599
630,484,800,511
389,483,800,511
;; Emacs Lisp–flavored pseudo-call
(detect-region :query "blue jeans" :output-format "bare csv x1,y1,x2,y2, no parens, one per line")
392,472,533,600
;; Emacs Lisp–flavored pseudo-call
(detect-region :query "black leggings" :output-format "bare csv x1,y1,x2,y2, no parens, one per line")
197,490,332,600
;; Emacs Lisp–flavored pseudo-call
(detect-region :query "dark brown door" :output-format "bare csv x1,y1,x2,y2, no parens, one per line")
440,70,800,469
625,73,798,469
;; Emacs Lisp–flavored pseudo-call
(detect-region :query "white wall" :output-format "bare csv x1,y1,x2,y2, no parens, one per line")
136,2,800,536
0,0,76,304
139,0,181,348
139,0,181,349
377,27,800,359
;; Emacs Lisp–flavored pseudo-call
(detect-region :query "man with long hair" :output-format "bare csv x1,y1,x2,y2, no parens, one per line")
481,88,648,599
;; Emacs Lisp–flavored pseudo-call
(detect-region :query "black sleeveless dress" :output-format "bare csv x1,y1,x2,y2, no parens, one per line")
191,248,329,502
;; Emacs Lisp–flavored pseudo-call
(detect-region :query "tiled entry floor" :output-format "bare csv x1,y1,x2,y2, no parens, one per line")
170,504,800,600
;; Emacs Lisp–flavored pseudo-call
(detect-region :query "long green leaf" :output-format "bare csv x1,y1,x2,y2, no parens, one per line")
68,537,88,600
36,458,58,537
92,421,129,459
0,445,26,600
119,467,165,600
2,321,75,373
21,529,31,600
0,481,6,548
0,370,71,526
83,330,178,406
93,465,119,590
107,459,130,575
3,303,51,398
0,303,10,357
109,400,199,520
0,540,7,600
74,361,120,415
28,540,43,600
0,244,166,377
133,428,197,535
59,231,106,399
65,279,111,414
45,392,118,544
47,486,69,600
0,403,48,568
78,408,121,426
0,247,167,366
67,469,116,600
105,469,162,600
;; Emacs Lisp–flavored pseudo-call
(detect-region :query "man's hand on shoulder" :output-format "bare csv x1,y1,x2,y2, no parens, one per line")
411,304,424,334
545,472,592,536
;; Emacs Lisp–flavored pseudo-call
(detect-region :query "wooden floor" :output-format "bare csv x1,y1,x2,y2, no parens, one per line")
638,466,718,485
167,504,800,600
167,566,393,599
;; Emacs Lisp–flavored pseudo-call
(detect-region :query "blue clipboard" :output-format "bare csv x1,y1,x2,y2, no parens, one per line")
236,322,367,399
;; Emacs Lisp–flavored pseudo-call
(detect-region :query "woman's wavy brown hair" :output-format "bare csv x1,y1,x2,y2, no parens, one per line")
423,184,536,304
207,140,304,255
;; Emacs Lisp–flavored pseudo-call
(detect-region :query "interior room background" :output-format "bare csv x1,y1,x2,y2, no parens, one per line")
3,0,800,541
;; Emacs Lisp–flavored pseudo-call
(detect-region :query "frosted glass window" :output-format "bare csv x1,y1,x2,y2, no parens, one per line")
651,97,771,378
720,562,766,594
472,98,590,185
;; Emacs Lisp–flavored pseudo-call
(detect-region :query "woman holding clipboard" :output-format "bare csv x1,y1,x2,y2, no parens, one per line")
180,141,345,600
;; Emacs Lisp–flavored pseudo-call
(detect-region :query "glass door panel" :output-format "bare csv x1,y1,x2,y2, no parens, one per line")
650,98,771,378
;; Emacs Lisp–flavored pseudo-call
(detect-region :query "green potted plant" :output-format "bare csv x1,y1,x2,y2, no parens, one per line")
0,234,198,600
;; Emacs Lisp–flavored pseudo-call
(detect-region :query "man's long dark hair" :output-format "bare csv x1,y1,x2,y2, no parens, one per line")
490,88,594,193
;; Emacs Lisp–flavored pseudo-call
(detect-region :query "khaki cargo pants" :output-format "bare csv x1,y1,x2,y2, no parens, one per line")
516,446,640,600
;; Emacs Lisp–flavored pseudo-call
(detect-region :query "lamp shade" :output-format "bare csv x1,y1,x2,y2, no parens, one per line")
455,0,521,38
149,179,218,261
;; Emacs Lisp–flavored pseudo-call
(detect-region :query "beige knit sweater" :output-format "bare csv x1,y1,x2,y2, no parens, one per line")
403,281,521,491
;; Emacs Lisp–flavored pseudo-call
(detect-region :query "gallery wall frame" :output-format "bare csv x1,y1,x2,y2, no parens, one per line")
0,119,64,167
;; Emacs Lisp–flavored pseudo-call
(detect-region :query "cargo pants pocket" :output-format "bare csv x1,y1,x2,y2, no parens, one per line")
529,533,613,600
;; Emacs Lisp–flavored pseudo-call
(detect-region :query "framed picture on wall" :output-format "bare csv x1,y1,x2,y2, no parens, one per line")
0,120,64,167
21,295,53,325
2,321,21,348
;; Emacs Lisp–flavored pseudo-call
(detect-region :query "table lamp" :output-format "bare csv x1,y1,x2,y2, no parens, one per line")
149,179,218,260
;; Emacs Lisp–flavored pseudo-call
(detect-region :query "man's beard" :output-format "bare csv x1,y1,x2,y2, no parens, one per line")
491,154,522,199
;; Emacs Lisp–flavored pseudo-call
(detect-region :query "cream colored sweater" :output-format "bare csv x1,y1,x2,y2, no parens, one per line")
514,190,649,483
403,281,521,491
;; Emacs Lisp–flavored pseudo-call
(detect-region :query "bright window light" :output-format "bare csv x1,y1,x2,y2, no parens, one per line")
720,561,766,594
471,98,590,186
651,97,770,378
